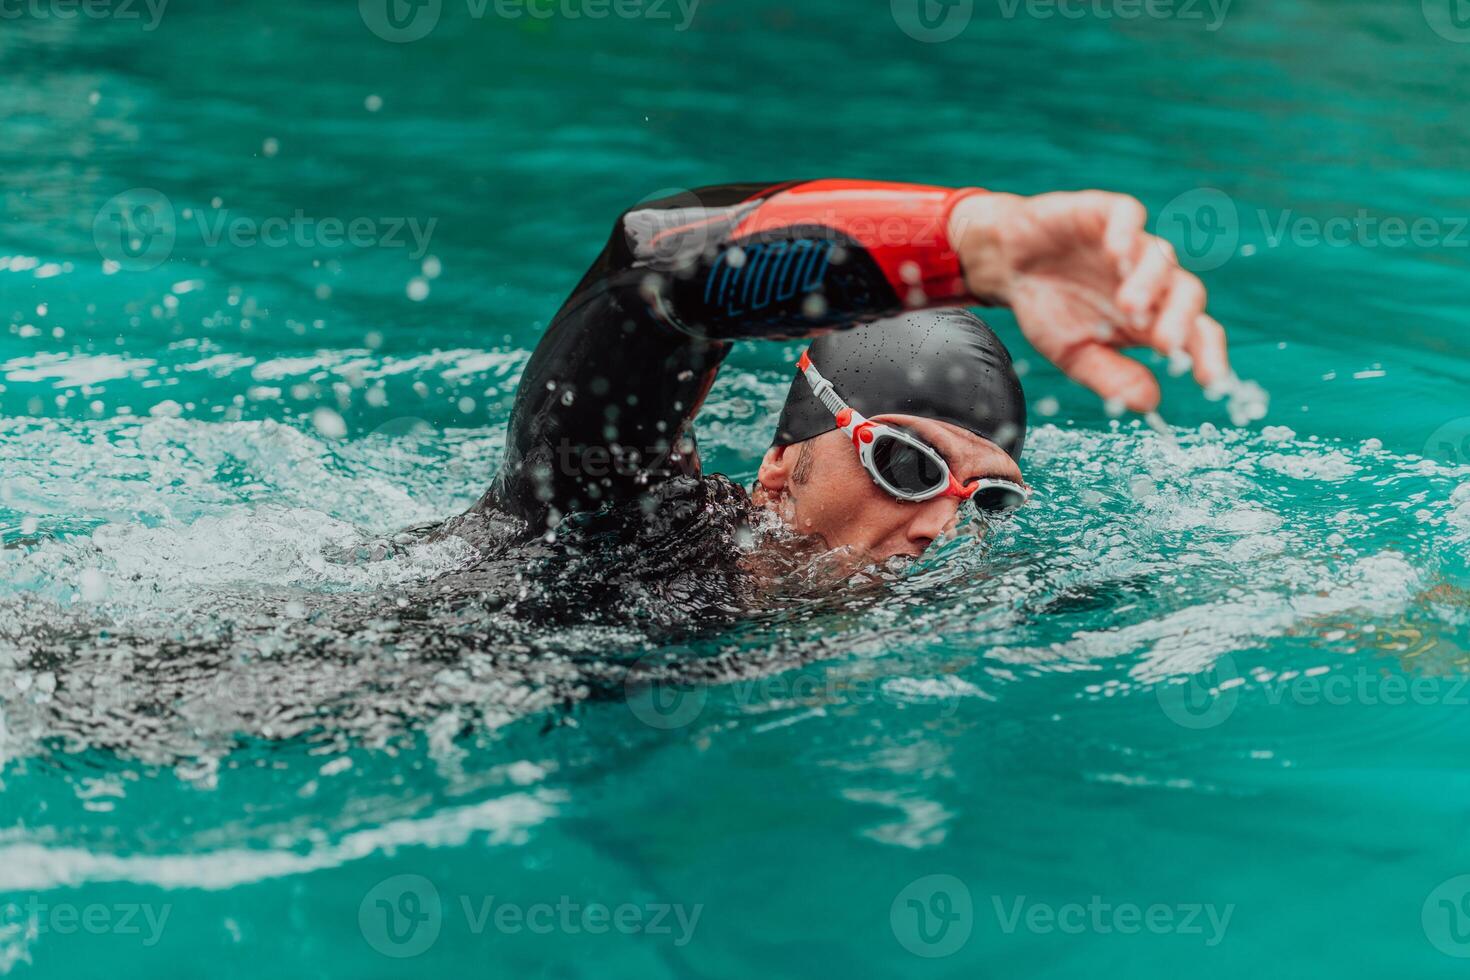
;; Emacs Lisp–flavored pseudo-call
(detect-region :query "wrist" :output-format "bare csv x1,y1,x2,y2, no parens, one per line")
947,192,1025,305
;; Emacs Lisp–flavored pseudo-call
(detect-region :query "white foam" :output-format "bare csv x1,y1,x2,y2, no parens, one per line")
0,789,561,892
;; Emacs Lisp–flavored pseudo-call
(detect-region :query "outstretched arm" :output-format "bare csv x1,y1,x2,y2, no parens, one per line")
482,179,983,526
483,180,1229,528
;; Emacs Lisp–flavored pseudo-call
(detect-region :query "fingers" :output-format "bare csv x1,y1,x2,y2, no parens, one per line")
1055,343,1162,414
1150,267,1208,355
1185,314,1231,388
1116,236,1175,329
1102,194,1149,271
1113,231,1231,393
1042,191,1148,266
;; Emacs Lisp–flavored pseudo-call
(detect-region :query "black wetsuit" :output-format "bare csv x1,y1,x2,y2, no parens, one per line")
477,179,986,529
434,180,1003,625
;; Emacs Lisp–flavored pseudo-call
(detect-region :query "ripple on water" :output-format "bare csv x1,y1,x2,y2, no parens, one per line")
0,415,1465,815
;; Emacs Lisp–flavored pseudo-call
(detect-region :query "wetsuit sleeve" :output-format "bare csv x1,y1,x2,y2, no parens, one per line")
482,179,986,527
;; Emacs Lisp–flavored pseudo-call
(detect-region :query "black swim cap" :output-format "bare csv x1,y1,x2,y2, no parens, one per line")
772,309,1027,461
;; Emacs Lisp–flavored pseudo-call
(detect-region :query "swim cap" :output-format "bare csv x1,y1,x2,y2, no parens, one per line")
772,309,1027,461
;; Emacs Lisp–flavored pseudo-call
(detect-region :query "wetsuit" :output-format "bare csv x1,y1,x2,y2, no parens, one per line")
479,179,991,530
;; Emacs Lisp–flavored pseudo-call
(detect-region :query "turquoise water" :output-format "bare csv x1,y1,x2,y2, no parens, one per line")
3,0,1470,975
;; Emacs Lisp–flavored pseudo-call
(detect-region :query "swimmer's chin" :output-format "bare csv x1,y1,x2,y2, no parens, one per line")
737,528,919,589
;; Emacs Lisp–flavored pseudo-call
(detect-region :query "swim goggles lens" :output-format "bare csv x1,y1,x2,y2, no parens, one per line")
969,481,1029,514
870,433,946,495
871,430,1027,513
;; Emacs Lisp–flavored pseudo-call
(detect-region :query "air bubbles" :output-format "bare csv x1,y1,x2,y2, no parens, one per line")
1167,349,1193,377
79,568,109,603
1262,425,1295,443
364,94,383,112
406,277,430,302
312,407,347,440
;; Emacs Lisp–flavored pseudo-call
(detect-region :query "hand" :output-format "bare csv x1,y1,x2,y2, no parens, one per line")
948,190,1231,413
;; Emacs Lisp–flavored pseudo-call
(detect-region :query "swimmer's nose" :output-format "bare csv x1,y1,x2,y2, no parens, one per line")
904,498,959,552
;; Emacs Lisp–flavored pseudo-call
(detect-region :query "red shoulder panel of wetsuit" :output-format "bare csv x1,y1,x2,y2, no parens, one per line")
733,179,985,306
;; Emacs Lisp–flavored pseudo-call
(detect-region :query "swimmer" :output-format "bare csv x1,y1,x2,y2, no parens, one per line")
474,180,1232,563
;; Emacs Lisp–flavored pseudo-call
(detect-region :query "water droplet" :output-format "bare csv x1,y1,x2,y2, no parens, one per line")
312,407,347,439
79,568,108,602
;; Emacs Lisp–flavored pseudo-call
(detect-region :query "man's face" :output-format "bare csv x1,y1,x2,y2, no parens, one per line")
753,414,1025,561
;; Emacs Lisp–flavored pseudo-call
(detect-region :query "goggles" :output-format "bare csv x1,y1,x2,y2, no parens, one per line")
796,350,1030,515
